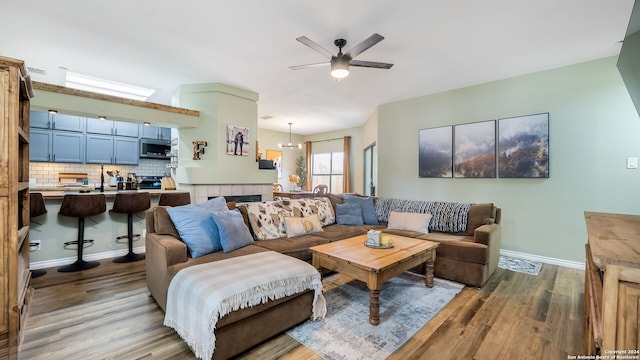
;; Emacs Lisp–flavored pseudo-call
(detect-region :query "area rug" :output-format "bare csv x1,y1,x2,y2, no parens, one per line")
287,272,464,360
498,255,542,275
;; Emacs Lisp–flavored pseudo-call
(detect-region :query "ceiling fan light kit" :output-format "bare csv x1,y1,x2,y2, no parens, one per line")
291,33,393,79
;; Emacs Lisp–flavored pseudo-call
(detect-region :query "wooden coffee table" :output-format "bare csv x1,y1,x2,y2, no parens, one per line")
310,234,438,325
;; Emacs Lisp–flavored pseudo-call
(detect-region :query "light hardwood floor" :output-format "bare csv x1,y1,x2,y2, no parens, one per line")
21,260,584,360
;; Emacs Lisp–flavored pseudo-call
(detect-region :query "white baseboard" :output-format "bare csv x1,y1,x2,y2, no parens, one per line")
500,249,585,270
31,246,146,270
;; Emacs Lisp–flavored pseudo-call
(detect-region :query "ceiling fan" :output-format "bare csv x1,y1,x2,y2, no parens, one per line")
289,33,393,79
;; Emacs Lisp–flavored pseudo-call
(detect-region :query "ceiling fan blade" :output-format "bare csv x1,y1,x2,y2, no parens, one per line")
345,33,384,59
349,60,394,69
296,36,334,59
289,62,331,70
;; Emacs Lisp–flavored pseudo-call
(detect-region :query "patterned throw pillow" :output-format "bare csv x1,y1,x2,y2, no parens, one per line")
283,214,324,238
244,202,292,240
245,198,336,240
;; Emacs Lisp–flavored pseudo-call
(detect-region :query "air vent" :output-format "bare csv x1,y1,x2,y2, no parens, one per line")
27,67,46,75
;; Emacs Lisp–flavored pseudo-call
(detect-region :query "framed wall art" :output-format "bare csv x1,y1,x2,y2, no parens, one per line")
498,113,549,178
226,125,249,156
418,126,453,178
454,120,496,178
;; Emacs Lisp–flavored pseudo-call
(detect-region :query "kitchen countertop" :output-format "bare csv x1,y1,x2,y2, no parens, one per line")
30,187,184,200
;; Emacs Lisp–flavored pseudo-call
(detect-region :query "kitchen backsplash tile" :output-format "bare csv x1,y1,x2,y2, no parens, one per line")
30,158,171,185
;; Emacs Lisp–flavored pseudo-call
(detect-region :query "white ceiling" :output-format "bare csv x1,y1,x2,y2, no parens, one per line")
1,1,635,135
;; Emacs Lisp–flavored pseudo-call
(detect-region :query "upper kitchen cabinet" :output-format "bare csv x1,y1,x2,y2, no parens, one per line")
30,131,84,163
30,111,84,132
140,124,171,140
30,129,52,162
86,117,139,137
85,135,138,165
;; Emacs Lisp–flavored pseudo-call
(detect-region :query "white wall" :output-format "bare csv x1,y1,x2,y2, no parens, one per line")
377,56,640,262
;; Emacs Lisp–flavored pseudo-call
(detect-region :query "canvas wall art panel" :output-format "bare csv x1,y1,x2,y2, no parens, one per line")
454,120,496,178
418,126,453,178
498,113,549,178
226,125,249,156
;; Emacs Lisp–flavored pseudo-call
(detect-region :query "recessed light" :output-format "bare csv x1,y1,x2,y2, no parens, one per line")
98,116,107,121
48,109,57,114
143,122,151,126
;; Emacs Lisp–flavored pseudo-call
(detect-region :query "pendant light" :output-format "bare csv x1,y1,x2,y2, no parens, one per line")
278,122,302,149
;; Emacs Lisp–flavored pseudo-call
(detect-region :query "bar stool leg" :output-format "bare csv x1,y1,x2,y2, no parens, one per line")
113,214,145,263
58,217,100,272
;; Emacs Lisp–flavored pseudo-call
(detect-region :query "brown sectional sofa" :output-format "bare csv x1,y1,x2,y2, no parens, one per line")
145,194,501,359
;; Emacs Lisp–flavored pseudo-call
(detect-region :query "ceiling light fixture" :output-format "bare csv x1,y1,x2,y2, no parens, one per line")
98,116,107,121
48,109,57,114
278,122,302,149
143,121,151,126
65,71,156,101
331,56,350,79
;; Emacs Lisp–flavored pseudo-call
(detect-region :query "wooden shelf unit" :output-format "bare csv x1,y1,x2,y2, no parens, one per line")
0,55,33,359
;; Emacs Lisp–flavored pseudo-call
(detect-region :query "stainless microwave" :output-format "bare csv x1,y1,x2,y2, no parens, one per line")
140,138,171,159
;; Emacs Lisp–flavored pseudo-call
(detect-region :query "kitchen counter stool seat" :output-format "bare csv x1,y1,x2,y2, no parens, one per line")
58,193,106,272
111,192,150,263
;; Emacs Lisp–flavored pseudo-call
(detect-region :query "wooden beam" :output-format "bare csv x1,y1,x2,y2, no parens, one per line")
32,81,199,117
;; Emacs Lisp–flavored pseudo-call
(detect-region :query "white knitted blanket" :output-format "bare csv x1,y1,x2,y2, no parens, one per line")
163,251,326,360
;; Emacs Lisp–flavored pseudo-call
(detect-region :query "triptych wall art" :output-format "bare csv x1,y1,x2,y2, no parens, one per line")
418,113,549,178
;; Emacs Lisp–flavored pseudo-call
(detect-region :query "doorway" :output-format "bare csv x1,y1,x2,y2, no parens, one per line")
363,142,377,196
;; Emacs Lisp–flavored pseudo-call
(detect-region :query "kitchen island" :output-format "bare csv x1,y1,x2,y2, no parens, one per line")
28,188,185,270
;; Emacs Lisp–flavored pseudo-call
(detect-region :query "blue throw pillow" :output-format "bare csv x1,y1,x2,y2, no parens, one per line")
336,203,364,226
212,209,255,253
343,195,378,225
201,196,228,211
167,203,222,258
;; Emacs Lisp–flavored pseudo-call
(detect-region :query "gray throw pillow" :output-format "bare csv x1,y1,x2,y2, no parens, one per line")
336,203,364,226
343,195,378,225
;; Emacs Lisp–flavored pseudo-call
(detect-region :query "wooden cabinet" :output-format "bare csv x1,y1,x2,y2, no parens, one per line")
0,56,33,359
584,212,640,355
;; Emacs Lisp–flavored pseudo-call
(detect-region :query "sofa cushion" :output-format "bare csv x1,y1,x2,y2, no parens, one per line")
387,211,431,233
254,235,329,261
311,224,369,241
434,240,489,264
212,209,255,253
462,203,495,235
284,214,324,238
153,206,181,239
167,203,223,258
336,203,364,226
417,232,471,242
343,195,378,225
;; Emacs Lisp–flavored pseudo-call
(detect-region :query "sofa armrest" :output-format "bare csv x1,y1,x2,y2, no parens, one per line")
474,223,501,281
473,223,500,247
145,232,188,311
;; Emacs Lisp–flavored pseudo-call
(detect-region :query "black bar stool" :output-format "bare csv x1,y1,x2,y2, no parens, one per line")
58,193,106,272
158,191,191,207
111,192,150,263
30,193,47,278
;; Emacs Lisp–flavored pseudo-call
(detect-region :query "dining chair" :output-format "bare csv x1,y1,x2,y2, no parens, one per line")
313,184,328,196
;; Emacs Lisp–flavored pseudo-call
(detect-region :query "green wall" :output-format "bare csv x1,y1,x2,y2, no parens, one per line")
377,56,640,262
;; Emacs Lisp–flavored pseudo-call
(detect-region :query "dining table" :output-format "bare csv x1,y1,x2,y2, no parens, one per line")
273,190,315,199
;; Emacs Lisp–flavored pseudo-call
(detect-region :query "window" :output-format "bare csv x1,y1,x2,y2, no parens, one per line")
312,152,343,193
